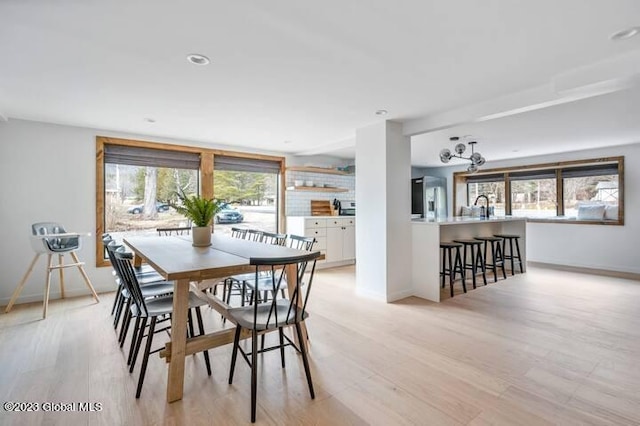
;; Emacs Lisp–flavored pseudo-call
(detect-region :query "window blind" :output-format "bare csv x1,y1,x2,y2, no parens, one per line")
561,163,619,178
509,169,557,181
104,144,201,170
214,155,281,174
465,173,505,184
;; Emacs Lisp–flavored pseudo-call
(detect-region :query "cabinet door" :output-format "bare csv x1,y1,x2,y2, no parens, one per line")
325,226,343,263
342,225,356,260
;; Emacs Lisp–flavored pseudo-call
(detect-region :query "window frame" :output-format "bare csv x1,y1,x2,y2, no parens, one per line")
96,136,286,267
453,156,624,226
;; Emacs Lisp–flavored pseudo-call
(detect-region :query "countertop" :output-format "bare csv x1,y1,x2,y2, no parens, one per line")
411,216,526,226
287,215,356,219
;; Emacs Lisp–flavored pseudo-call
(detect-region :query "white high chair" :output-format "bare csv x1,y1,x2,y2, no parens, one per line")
5,222,100,319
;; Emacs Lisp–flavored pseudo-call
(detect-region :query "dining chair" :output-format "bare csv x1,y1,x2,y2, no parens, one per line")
113,249,211,398
260,232,287,246
102,234,165,325
244,234,316,304
104,241,173,347
228,250,320,422
245,229,264,242
5,222,99,319
231,227,248,239
221,229,265,306
156,226,191,236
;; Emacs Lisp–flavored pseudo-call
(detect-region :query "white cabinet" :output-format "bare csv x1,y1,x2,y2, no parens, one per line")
325,217,356,263
286,216,355,268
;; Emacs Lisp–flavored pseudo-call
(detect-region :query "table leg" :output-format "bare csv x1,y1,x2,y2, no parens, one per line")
285,263,308,351
167,278,190,402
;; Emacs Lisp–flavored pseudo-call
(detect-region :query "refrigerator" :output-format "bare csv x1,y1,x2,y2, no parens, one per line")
411,176,447,219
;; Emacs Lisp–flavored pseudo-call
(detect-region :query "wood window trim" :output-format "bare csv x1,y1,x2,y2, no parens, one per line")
453,156,624,226
96,136,286,267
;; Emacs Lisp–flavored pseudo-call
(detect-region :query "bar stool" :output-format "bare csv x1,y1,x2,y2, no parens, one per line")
453,239,487,289
493,234,523,275
474,236,507,282
440,242,465,297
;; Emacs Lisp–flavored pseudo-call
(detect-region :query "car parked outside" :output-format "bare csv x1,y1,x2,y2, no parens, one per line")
215,207,243,223
127,202,170,214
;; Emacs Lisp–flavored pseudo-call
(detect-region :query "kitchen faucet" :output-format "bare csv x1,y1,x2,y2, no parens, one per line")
474,194,491,218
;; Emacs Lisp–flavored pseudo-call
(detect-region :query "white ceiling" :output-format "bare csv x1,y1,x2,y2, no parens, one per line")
1,1,640,159
411,86,640,167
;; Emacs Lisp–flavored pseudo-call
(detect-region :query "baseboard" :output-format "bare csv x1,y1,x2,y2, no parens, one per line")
0,288,111,309
387,288,415,302
528,261,640,281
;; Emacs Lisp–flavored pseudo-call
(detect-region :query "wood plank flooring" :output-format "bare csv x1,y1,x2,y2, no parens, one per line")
1,265,639,425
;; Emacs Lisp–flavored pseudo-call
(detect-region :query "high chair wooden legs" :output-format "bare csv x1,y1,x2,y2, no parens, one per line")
5,252,100,319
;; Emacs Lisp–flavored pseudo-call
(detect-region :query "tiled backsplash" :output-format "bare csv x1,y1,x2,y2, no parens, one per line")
286,171,355,216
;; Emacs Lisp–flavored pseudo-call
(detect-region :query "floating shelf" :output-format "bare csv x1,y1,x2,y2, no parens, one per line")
286,186,349,192
286,166,351,175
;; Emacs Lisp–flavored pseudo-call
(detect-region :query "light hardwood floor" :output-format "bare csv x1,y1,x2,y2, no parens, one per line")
1,265,639,425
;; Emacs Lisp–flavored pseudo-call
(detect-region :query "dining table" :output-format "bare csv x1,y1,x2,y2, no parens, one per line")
123,233,320,403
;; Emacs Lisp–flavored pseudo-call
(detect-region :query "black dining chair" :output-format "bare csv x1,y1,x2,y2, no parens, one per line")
228,250,320,423
113,249,211,398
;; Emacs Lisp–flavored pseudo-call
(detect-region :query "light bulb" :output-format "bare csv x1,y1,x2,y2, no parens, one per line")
455,143,466,155
467,164,478,173
439,149,452,163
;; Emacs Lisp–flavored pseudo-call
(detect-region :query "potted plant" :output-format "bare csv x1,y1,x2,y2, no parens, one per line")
172,189,225,247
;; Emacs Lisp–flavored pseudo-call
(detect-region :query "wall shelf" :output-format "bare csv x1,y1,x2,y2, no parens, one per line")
286,166,351,175
286,186,349,192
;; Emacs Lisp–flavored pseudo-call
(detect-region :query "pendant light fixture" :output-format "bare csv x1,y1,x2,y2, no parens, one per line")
439,136,486,173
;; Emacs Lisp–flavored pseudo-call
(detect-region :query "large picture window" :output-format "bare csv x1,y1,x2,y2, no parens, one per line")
212,155,282,236
509,170,557,218
96,137,285,266
454,157,623,225
103,144,201,248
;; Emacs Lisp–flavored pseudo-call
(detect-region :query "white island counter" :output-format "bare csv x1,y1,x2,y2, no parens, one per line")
412,216,526,302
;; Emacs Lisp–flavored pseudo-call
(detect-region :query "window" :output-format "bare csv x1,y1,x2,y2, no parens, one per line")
96,137,286,266
466,174,506,216
509,170,557,218
101,143,201,257
562,164,619,218
212,155,282,236
454,156,624,225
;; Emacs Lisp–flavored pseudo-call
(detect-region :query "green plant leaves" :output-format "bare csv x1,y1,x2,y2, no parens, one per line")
171,189,224,227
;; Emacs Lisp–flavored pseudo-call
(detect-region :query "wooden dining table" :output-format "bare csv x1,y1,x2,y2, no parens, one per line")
123,233,319,403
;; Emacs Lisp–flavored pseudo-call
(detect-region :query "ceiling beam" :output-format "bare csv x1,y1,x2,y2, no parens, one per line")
402,50,640,137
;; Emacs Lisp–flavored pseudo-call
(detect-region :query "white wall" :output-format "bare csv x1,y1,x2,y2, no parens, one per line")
0,119,291,306
421,142,640,274
355,121,412,302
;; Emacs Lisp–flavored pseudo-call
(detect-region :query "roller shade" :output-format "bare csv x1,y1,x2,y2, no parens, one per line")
214,155,281,173
466,173,505,184
561,163,619,178
104,144,200,170
509,169,556,181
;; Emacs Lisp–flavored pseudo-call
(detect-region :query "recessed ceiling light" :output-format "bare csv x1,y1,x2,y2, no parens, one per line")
283,140,292,144
186,53,211,66
144,117,156,123
610,26,640,41
375,109,388,116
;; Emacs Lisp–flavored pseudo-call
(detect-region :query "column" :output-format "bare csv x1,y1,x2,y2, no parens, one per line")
355,120,412,302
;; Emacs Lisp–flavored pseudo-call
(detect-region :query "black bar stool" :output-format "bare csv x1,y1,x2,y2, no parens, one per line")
453,239,487,289
440,242,465,297
493,234,523,275
474,236,507,282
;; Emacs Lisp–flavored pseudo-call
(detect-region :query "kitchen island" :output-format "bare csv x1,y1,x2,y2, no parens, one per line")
412,216,526,302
